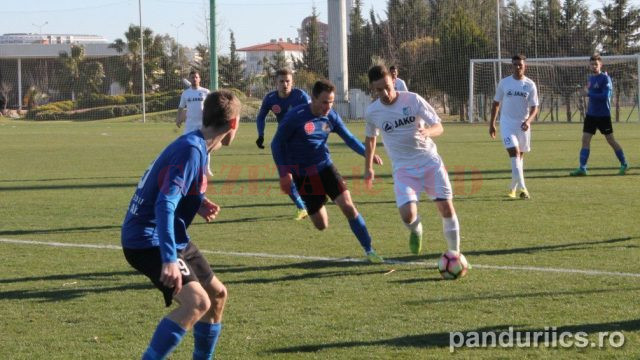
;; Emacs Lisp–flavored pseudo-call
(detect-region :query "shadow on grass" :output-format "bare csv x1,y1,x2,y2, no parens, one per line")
0,224,122,236
0,282,153,302
268,319,640,353
463,236,638,257
0,270,138,284
403,286,640,305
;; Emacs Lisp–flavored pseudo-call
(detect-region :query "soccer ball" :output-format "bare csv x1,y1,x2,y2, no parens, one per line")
438,251,469,280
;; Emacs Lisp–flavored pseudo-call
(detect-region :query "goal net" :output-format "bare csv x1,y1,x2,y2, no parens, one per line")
469,55,640,123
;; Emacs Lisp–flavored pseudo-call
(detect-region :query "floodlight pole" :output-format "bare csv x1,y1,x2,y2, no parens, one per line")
210,0,218,90
496,0,502,82
139,0,146,123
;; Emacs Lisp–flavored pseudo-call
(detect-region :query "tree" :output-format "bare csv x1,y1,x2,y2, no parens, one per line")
109,24,165,93
219,30,245,90
348,0,374,90
301,7,328,77
157,34,191,91
56,45,105,101
435,7,490,121
193,44,211,88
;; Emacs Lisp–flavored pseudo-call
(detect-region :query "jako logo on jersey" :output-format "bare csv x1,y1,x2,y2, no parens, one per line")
383,116,415,133
506,90,528,98
403,107,411,116
187,97,204,102
272,104,282,114
304,121,315,134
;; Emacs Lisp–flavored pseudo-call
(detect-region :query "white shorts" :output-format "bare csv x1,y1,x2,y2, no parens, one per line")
392,160,453,207
500,125,531,152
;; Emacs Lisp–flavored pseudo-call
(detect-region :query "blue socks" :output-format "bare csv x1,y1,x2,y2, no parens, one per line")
289,183,306,210
348,214,373,253
615,149,627,166
579,148,590,170
193,322,222,360
142,318,186,360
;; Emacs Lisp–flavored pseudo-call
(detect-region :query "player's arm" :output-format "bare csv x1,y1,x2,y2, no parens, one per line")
333,115,382,164
198,197,220,222
176,108,186,128
364,136,377,189
522,83,540,131
415,96,444,139
588,76,611,100
489,101,500,138
270,115,295,194
255,97,271,148
154,149,198,295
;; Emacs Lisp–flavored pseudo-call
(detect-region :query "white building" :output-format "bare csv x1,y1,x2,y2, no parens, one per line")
0,33,108,45
237,39,305,75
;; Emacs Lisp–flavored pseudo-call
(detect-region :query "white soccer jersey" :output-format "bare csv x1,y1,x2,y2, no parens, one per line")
179,86,210,133
494,75,538,128
393,78,408,91
365,92,441,170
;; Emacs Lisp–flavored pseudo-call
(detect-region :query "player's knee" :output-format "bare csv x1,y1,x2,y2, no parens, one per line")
214,284,228,303
191,292,212,315
315,222,328,231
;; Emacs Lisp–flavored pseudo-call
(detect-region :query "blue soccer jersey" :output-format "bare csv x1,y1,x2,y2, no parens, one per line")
587,72,612,117
271,104,365,177
256,88,311,137
121,131,208,263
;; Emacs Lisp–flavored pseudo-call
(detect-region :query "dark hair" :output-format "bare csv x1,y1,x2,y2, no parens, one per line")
202,90,241,129
389,65,397,71
590,54,602,63
189,70,200,76
275,68,293,77
312,79,336,98
368,65,390,83
512,54,526,62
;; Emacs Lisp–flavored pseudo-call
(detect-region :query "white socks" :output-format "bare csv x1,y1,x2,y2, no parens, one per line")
510,157,525,190
442,215,460,252
404,216,423,234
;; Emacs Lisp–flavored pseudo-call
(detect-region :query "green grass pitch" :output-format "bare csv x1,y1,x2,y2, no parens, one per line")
0,117,638,359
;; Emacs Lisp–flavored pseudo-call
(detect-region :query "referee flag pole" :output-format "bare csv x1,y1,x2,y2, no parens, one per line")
210,0,218,90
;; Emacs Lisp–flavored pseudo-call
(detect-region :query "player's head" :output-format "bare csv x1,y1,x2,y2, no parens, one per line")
511,54,526,78
589,54,602,74
368,65,396,105
310,79,336,117
389,65,399,79
202,90,241,146
189,70,201,88
275,68,293,97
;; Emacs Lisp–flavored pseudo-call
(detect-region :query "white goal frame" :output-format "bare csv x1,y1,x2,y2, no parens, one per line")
468,54,640,123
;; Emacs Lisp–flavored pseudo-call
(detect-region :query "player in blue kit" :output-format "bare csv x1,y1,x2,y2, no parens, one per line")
121,90,240,360
271,79,385,263
570,54,628,176
256,68,312,220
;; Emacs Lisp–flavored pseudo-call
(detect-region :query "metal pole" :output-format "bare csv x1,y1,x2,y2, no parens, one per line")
328,0,349,117
210,0,218,90
496,0,502,82
17,58,22,110
468,60,475,123
139,0,146,123
637,55,640,123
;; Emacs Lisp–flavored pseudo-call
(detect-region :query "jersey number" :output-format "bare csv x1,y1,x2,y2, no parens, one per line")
137,159,157,189
177,259,191,276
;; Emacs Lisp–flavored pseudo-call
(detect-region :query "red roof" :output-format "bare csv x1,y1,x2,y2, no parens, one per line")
237,41,304,52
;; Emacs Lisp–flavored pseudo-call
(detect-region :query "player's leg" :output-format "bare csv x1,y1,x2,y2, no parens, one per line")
308,205,329,230
515,129,531,199
143,282,210,360
123,247,200,360
193,276,227,360
326,165,381,262
506,145,526,198
602,123,628,174
571,116,596,176
181,243,227,360
394,166,423,255
289,182,308,220
434,199,460,253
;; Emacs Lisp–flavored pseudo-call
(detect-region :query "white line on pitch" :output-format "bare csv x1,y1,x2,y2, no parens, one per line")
2,238,639,278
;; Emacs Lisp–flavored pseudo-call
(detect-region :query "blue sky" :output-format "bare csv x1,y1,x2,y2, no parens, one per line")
2,0,604,52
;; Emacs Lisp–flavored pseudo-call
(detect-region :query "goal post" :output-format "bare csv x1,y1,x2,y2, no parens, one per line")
469,55,640,123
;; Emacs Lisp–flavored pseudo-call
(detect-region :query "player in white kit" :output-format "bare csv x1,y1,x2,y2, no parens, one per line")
489,54,539,199
177,70,213,176
364,65,461,256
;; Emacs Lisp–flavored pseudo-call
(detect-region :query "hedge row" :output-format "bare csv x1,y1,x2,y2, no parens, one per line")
29,92,181,120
